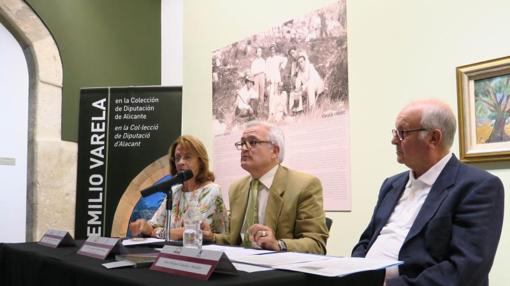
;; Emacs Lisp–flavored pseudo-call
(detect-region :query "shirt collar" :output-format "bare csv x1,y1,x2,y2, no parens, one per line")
253,164,279,190
408,152,452,187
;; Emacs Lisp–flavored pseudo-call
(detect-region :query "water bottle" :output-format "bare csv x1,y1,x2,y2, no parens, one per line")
183,199,202,249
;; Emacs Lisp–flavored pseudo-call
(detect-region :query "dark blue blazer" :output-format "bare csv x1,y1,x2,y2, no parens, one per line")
352,155,504,286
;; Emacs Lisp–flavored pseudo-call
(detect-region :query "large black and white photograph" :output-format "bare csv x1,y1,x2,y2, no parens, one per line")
212,1,347,133
212,1,350,210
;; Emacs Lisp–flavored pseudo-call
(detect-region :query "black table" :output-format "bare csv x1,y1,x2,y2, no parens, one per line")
0,242,384,286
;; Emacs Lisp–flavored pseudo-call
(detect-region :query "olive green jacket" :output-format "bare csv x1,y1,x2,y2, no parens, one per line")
214,165,328,254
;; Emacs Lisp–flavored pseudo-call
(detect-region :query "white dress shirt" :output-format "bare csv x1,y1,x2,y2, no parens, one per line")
366,153,453,279
251,57,266,76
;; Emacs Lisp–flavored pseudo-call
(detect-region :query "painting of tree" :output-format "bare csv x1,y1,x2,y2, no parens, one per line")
474,75,510,143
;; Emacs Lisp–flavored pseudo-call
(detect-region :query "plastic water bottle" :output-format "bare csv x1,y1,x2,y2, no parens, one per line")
183,199,202,249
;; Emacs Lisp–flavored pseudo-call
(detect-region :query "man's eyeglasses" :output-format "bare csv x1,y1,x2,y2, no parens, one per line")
234,139,273,150
392,128,428,141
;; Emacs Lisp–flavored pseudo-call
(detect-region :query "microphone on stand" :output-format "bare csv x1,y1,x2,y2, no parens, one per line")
140,170,194,197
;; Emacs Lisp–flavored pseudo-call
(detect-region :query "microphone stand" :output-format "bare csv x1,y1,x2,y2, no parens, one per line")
164,187,173,242
140,171,192,242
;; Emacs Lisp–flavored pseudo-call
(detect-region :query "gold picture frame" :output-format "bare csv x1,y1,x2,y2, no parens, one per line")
457,56,510,162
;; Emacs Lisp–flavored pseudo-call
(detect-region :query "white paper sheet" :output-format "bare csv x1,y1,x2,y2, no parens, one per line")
121,238,165,246
232,263,273,273
231,251,330,267
276,257,403,277
102,260,136,269
201,244,274,260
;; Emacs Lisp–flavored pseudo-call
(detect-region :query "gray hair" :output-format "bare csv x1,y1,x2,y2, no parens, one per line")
245,121,285,162
419,101,457,149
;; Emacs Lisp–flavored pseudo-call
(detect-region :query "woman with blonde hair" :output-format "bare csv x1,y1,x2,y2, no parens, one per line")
129,135,227,239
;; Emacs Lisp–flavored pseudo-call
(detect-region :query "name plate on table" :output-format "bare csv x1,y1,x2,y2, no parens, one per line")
151,245,237,280
77,236,127,260
38,229,76,248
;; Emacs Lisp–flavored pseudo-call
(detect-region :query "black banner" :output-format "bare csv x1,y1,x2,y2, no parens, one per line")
75,86,182,239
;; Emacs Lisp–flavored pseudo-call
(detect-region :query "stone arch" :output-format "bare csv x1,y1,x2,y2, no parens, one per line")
0,0,77,241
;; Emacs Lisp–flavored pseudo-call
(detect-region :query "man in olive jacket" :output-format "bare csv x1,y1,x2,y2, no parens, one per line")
203,121,328,254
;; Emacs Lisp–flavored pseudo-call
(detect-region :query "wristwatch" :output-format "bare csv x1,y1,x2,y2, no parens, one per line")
278,239,287,251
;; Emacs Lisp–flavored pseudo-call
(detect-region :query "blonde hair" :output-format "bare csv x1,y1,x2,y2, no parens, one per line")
168,135,215,183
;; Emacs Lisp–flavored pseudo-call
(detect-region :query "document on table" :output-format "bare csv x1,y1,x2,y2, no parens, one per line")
276,257,403,277
201,244,274,260
231,251,330,268
102,260,136,269
200,245,275,272
232,263,272,273
122,238,165,246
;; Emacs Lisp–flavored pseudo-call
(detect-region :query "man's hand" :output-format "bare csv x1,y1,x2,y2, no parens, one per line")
247,224,279,251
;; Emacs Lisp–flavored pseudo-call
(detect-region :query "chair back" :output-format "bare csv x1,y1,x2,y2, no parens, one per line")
325,217,333,231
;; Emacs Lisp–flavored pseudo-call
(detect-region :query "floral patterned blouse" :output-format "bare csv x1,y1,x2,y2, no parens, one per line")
148,182,227,239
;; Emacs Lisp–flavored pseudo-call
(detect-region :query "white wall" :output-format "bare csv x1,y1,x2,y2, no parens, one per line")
161,0,183,86
0,22,29,242
182,0,510,284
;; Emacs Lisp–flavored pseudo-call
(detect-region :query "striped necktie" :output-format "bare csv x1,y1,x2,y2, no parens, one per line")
241,179,259,247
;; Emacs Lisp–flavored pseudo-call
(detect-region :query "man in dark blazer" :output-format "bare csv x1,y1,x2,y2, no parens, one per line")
202,121,328,254
352,99,504,286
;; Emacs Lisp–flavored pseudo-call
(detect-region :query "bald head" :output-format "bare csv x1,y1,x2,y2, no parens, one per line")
402,99,457,149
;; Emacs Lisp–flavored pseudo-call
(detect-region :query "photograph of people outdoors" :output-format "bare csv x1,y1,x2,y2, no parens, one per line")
212,1,347,134
212,1,351,210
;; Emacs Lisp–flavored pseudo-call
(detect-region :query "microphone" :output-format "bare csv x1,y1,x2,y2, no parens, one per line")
140,170,194,197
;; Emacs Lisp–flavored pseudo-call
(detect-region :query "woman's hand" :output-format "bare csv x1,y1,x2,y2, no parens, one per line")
200,221,214,242
129,219,153,237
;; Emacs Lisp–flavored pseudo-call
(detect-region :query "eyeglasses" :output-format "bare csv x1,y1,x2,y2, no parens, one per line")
392,128,428,141
234,139,273,150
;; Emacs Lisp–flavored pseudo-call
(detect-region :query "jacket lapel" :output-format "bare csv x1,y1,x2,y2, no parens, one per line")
230,177,251,241
404,156,458,243
264,166,286,233
369,174,408,248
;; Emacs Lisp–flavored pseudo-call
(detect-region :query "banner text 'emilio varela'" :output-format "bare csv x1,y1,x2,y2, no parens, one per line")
87,97,108,236
75,87,182,239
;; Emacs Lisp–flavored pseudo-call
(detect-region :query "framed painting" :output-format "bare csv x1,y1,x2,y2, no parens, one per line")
457,56,510,162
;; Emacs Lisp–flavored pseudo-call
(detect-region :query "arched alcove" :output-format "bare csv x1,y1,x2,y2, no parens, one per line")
0,0,77,241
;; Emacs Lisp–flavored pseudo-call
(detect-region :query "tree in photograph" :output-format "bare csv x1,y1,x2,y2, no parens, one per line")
475,76,510,143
